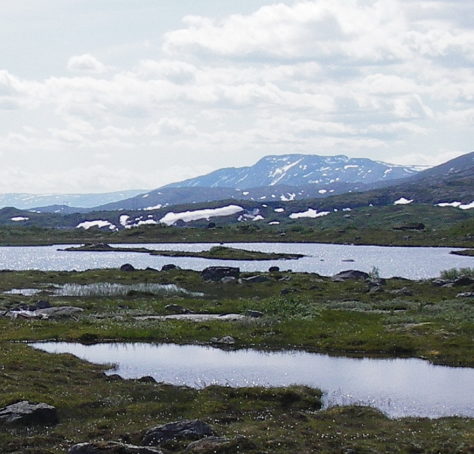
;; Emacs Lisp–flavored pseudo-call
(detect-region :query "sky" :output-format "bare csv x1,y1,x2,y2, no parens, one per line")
0,0,473,194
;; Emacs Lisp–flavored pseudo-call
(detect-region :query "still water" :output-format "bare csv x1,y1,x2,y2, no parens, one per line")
32,342,474,419
0,242,471,278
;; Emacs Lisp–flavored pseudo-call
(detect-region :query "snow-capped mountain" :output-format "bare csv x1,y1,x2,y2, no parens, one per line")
164,154,419,189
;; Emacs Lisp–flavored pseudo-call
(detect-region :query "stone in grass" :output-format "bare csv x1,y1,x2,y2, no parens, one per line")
165,304,192,314
142,419,214,446
185,435,256,453
210,336,236,345
332,270,370,281
456,292,474,298
69,441,163,454
201,266,240,282
0,401,58,426
245,310,264,318
120,263,136,272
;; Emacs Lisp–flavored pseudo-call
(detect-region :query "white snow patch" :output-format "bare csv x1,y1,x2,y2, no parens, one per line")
460,201,474,210
242,191,249,196
268,221,280,225
342,208,352,212
318,189,327,194
142,194,149,198
159,205,244,226
344,165,359,169
76,220,117,230
269,158,303,185
119,215,130,227
289,209,330,219
136,219,158,226
280,193,296,201
144,204,162,211
394,197,413,205
437,202,461,208
11,217,29,222
252,215,264,221
274,208,285,213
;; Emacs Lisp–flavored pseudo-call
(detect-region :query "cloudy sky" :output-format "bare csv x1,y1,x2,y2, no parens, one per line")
1,0,473,193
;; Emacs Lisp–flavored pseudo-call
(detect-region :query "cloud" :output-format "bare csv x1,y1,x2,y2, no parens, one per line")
67,54,108,74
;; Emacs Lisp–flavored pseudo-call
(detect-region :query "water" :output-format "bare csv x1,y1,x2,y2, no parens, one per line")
31,342,474,419
0,242,471,278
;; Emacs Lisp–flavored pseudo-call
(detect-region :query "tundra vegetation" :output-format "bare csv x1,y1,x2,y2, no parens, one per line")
0,264,473,453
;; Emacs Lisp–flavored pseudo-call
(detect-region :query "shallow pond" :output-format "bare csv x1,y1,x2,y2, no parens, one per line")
31,342,474,419
0,242,471,278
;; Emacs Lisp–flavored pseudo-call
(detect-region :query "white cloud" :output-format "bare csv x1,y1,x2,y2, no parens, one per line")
67,54,108,74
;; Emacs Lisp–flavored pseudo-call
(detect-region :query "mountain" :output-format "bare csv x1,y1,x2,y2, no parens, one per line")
93,154,420,212
164,154,419,189
0,190,148,210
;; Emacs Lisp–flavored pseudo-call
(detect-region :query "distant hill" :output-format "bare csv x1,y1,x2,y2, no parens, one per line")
0,190,147,210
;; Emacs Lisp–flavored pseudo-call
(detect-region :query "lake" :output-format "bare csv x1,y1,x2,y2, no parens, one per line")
0,242,471,278
31,342,474,419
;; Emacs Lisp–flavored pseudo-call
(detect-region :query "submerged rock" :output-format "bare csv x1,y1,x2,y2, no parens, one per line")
0,401,58,426
142,419,214,446
69,441,163,453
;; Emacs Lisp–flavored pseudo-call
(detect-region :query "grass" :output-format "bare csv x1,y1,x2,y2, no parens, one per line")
440,267,474,280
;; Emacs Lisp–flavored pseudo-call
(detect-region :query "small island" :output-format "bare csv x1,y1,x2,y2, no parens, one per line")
63,243,304,261
450,249,474,257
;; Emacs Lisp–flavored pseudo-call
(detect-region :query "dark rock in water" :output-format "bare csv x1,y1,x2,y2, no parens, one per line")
268,266,280,272
120,263,136,272
138,376,157,383
165,304,192,314
0,401,58,426
142,419,214,446
201,266,240,282
161,264,178,271
332,270,370,281
243,275,270,283
69,441,163,453
245,310,264,318
185,435,255,453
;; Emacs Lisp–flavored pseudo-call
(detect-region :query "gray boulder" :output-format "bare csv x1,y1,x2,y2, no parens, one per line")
120,263,136,272
210,336,236,345
165,304,192,314
142,420,214,446
0,401,58,426
161,264,178,271
332,270,370,281
69,441,163,454
185,435,255,453
245,310,264,318
456,292,474,298
201,267,240,282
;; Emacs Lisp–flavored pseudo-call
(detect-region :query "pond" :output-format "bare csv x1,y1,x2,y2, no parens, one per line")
0,242,471,278
31,342,474,419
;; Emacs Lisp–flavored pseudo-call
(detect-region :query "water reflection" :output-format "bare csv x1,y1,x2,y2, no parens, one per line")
31,342,474,419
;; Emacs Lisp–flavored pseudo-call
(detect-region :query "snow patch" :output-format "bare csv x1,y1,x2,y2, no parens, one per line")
437,202,461,208
289,209,330,219
280,193,296,201
252,215,264,221
460,201,474,210
318,189,327,194
394,197,413,205
268,221,280,225
144,204,162,211
274,208,285,213
11,217,29,222
76,220,117,230
159,205,244,226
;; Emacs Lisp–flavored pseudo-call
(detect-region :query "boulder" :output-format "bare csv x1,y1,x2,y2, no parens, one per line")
142,419,214,446
36,306,84,319
210,336,236,345
453,276,474,286
389,287,413,296
456,292,474,298
161,264,178,271
245,310,264,318
185,435,255,453
0,401,58,426
201,267,240,282
242,275,270,283
120,263,136,272
69,441,163,454
28,300,51,311
332,270,370,281
220,276,236,284
268,266,280,272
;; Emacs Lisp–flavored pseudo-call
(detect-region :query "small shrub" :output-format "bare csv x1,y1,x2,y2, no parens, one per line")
440,267,474,280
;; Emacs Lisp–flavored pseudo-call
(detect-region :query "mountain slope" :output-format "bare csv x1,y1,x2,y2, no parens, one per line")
164,154,419,189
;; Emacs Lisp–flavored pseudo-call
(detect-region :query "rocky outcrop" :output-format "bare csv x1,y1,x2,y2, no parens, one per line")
165,304,192,314
3,306,84,320
142,419,214,446
0,401,58,426
69,441,163,454
332,270,370,281
242,275,270,283
185,435,255,453
201,267,240,282
120,263,136,272
210,336,236,345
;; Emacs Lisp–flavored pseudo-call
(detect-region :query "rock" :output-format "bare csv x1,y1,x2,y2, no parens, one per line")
28,300,51,311
161,264,178,271
431,279,448,287
456,292,474,298
210,336,236,345
37,306,84,319
69,441,163,454
0,401,58,426
332,270,370,281
220,276,236,284
201,267,240,282
142,419,214,446
268,266,280,272
242,275,270,283
393,222,425,231
368,285,384,294
120,263,136,272
453,276,474,286
185,435,255,453
138,376,157,383
280,288,298,295
245,310,264,318
145,267,158,272
165,304,192,314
